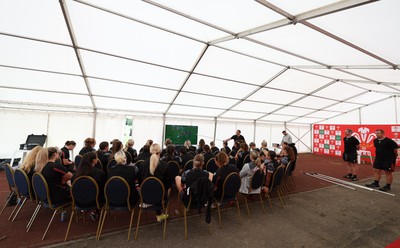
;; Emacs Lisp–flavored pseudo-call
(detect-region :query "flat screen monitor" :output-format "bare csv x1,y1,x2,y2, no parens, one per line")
165,125,198,146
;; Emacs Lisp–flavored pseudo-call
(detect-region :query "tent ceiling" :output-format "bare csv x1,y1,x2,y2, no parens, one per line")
0,0,399,124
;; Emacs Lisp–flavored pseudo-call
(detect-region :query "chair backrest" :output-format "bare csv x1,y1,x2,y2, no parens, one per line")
228,157,237,166
71,176,100,209
250,169,264,189
228,150,236,157
32,172,51,205
4,163,15,189
187,151,196,158
124,151,132,164
104,176,131,209
220,172,241,200
243,154,251,167
74,155,82,167
139,177,165,205
95,159,103,170
205,158,218,174
14,169,32,199
270,165,285,191
183,159,193,172
284,161,293,177
213,150,220,156
107,159,117,173
165,161,180,187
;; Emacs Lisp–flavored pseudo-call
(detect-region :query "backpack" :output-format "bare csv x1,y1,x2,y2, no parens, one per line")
187,177,214,223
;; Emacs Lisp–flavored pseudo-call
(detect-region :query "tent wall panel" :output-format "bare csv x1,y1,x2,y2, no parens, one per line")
359,97,397,124
132,116,164,148
0,110,48,158
95,113,126,147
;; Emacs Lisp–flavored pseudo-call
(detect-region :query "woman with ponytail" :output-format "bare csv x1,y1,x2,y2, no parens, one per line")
239,150,264,194
141,143,168,184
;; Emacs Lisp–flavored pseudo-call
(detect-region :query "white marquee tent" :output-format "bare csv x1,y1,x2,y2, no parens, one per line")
0,0,399,158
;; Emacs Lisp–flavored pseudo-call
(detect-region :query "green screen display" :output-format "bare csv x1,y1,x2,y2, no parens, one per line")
165,125,198,145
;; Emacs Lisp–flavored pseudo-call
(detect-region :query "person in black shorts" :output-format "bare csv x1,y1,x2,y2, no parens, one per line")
342,129,360,181
366,129,398,191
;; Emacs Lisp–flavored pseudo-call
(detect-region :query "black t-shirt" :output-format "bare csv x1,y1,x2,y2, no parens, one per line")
141,159,168,185
41,162,70,204
203,152,215,165
374,138,398,162
61,147,71,163
343,136,360,153
107,165,138,205
231,135,245,142
79,146,95,156
181,168,209,187
213,164,239,198
127,147,138,161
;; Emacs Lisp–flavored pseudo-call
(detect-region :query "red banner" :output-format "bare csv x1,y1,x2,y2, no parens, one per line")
313,124,400,165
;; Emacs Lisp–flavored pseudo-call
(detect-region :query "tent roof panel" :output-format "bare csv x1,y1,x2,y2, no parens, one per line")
173,92,237,109
260,114,296,122
80,50,187,90
348,92,391,105
266,0,340,16
250,24,386,66
342,69,400,84
68,0,204,70
0,36,81,74
247,88,303,104
94,96,168,113
299,69,363,81
168,105,223,117
324,102,362,112
310,0,400,64
151,0,283,33
81,0,228,42
194,46,284,85
0,0,71,44
313,81,366,101
274,106,315,116
220,111,264,120
292,96,336,109
232,101,281,113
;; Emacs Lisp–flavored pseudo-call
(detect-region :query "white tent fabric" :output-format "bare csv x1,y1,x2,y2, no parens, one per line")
0,0,399,157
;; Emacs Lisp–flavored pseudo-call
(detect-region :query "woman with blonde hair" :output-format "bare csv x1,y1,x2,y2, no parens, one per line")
20,146,42,180
141,143,167,181
239,150,264,194
124,139,137,162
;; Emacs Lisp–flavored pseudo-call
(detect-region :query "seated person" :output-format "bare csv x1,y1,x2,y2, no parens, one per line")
141,143,168,187
184,139,196,153
72,151,106,220
280,146,296,168
179,146,194,168
79,138,96,156
213,152,239,200
260,140,269,153
202,145,215,165
221,140,231,155
107,151,139,206
160,139,173,158
36,147,73,205
262,151,279,194
161,144,182,166
96,141,111,174
61,140,76,172
196,139,205,154
137,144,151,161
235,142,250,170
249,142,260,153
124,139,138,162
210,141,219,154
239,150,264,195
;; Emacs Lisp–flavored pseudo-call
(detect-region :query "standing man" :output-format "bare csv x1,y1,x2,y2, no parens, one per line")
224,130,245,144
281,130,292,146
342,129,360,181
366,129,398,192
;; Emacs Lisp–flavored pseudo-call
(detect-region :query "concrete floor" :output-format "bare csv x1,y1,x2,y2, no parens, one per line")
52,174,400,248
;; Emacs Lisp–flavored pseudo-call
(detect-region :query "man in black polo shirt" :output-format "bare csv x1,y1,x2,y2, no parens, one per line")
342,129,360,181
224,130,245,144
366,129,398,191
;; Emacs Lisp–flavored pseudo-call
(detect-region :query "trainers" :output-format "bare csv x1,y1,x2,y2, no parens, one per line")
379,185,391,192
156,214,169,222
365,182,379,188
60,211,67,222
344,174,352,179
89,211,98,221
351,176,358,181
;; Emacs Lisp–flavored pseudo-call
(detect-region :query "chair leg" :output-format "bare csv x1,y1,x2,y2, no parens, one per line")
259,193,266,214
134,208,142,240
64,209,75,242
163,213,167,240
244,195,250,218
96,208,104,241
127,209,135,241
11,197,27,222
42,209,59,240
183,207,188,239
27,204,42,232
266,193,273,213
277,189,285,208
8,197,23,221
235,199,242,225
216,203,222,229
97,209,108,241
0,191,15,214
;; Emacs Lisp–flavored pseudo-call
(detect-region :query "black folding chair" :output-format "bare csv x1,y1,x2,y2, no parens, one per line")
214,172,242,229
124,151,132,164
242,169,265,217
106,159,117,174
135,177,169,240
74,155,82,168
264,165,286,211
205,158,218,174
9,169,35,222
30,173,71,240
165,161,180,189
98,176,137,241
65,176,104,241
0,163,16,214
181,159,193,174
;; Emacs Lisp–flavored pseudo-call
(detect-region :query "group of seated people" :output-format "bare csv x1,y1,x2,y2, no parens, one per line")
16,136,297,223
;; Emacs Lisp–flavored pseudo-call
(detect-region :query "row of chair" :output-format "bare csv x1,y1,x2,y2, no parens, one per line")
0,158,296,242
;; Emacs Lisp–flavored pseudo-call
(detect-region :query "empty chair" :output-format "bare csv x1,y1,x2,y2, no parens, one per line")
263,165,286,211
135,177,169,240
214,172,242,229
9,169,35,222
30,173,71,240
98,176,137,241
1,163,17,215
205,158,218,174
